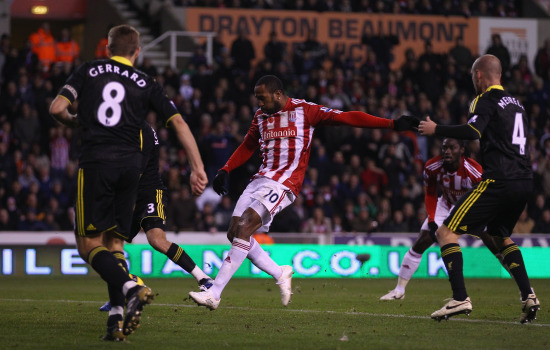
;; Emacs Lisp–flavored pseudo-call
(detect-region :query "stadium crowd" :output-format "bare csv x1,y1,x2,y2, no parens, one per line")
157,0,522,17
0,11,549,235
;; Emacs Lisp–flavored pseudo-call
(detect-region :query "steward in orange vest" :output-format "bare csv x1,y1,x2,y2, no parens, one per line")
95,37,109,59
55,28,80,63
29,22,56,71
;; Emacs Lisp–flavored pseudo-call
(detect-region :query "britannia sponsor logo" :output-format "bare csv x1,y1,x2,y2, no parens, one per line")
263,127,297,140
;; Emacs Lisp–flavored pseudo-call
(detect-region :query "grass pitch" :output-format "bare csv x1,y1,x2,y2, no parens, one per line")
0,276,549,349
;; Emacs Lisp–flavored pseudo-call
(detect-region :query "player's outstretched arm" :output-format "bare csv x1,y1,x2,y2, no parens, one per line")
49,96,79,128
169,115,208,196
330,111,418,131
393,115,420,131
419,116,479,139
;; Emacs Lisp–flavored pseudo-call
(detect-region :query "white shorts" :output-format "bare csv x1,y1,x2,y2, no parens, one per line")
421,197,452,231
233,177,295,232
421,197,486,234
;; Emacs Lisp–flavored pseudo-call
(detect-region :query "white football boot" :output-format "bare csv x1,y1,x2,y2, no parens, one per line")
431,297,472,321
380,289,405,300
189,289,220,310
276,265,294,306
520,293,540,324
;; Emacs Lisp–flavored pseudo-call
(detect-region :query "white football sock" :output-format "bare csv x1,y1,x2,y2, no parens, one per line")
247,237,282,280
109,306,123,317
210,238,250,299
122,280,138,296
191,265,209,282
395,248,423,292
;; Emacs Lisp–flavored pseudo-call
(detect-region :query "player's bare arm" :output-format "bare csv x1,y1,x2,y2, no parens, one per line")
49,96,80,128
168,114,208,196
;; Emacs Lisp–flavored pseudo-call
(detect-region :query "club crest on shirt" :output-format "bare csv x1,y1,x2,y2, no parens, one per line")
442,175,450,187
289,111,296,123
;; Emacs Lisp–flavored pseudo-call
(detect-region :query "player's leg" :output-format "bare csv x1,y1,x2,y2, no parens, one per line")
189,210,261,310
113,167,154,335
478,231,511,275
432,179,503,320
430,224,473,321
189,179,294,309
75,234,135,292
75,167,137,296
145,226,211,286
489,180,539,322
101,236,126,341
381,228,434,300
136,187,212,287
233,180,294,305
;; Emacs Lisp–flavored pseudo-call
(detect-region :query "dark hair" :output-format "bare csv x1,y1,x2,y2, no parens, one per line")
255,75,284,94
443,137,469,157
107,25,140,57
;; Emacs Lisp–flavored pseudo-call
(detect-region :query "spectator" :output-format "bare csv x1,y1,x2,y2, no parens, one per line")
230,27,255,77
387,210,409,232
302,207,332,234
361,27,399,72
351,207,375,233
28,22,55,72
534,208,550,233
485,34,511,77
94,26,112,59
535,38,550,80
0,208,15,230
472,0,490,16
264,31,286,67
55,28,80,64
513,208,535,234
512,54,533,84
214,195,234,231
449,36,473,72
360,157,388,193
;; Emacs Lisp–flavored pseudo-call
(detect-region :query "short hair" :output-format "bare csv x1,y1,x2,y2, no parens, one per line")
255,75,284,94
108,25,140,57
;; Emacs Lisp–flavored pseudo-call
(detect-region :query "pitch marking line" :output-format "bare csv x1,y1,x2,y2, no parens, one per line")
1,298,547,327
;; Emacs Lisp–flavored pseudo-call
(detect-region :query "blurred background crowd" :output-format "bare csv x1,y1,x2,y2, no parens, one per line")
1,0,549,235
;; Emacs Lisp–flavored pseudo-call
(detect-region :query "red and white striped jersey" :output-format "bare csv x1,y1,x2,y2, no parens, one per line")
246,98,343,194
423,155,483,220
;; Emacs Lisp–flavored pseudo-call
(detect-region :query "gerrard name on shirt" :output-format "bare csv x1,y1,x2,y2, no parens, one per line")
88,63,147,87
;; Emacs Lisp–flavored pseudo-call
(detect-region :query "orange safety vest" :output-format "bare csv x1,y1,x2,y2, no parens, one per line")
55,40,80,62
252,232,275,244
95,38,109,59
29,28,56,67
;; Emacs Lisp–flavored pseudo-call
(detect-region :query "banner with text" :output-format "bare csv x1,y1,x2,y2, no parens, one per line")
185,8,479,69
3,244,549,279
478,18,538,72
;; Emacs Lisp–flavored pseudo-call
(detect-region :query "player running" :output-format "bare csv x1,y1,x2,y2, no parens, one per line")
189,75,420,310
380,138,507,300
100,123,212,340
50,25,207,340
419,54,539,323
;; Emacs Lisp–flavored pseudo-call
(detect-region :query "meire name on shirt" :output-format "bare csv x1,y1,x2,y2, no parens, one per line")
89,63,147,87
497,96,524,110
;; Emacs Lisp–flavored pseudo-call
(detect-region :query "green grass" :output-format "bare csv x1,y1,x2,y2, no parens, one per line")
0,277,549,349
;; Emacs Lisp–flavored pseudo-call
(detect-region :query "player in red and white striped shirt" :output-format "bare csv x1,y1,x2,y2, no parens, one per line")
380,138,507,300
189,75,419,309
